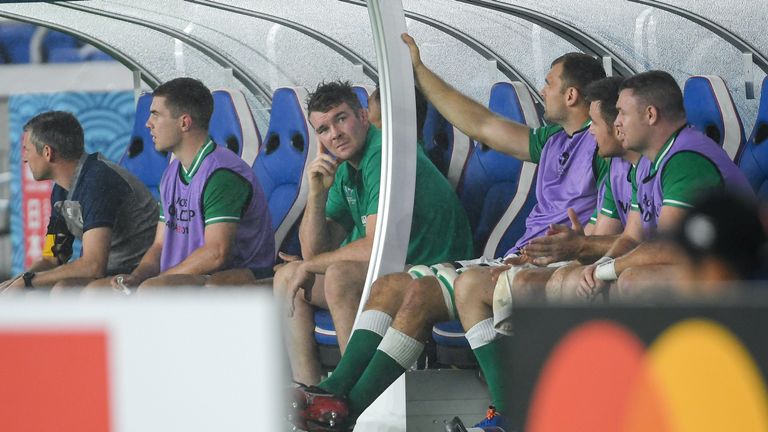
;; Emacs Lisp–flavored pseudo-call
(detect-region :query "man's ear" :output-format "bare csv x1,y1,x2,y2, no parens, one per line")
358,107,370,125
646,105,660,126
565,87,580,107
180,113,193,132
42,144,54,162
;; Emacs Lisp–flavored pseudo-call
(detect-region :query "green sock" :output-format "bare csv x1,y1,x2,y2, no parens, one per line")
347,350,407,419
347,327,424,419
318,329,383,396
473,338,508,413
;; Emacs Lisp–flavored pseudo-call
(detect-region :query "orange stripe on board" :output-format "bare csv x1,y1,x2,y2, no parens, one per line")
0,330,111,432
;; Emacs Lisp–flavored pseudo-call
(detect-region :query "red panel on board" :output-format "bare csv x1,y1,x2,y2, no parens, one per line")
0,331,111,432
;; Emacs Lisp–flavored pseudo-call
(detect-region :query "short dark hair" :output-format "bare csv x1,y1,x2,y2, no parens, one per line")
307,80,363,115
23,111,84,160
552,53,606,104
619,70,686,121
152,77,214,131
584,76,624,126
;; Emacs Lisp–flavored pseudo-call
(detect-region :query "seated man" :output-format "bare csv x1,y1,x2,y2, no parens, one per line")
517,76,642,300
580,70,754,300
274,80,473,387
0,111,157,293
87,77,274,293
290,35,608,430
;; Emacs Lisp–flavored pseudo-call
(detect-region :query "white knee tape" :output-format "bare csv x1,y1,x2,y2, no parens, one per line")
408,265,433,280
492,265,524,336
430,263,460,320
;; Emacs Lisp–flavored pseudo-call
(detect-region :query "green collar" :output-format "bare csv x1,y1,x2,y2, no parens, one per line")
566,119,592,138
181,138,215,182
648,129,682,177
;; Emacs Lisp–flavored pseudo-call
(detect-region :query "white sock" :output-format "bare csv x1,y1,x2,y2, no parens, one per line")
378,328,424,369
356,310,393,337
465,318,500,350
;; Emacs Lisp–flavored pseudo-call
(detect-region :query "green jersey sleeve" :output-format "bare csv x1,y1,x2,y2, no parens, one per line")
661,152,723,209
528,124,564,164
201,169,253,225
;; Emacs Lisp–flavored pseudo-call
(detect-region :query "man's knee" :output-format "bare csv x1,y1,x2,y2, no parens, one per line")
398,277,444,321
363,272,411,312
512,268,548,301
616,266,644,300
273,261,303,296
454,267,490,305
324,263,365,307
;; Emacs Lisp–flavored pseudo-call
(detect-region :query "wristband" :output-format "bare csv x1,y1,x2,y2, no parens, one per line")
594,259,618,281
22,272,36,289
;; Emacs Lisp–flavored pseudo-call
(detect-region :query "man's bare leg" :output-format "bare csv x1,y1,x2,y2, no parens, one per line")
138,274,209,290
49,277,96,296
453,267,495,329
615,265,681,302
322,260,369,353
205,268,257,286
273,261,328,385
512,267,558,303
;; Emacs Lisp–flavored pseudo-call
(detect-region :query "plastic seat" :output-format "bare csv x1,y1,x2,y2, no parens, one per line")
118,92,170,201
422,103,472,189
252,87,317,259
683,75,745,162
432,81,541,361
210,88,262,165
739,76,768,199
0,23,35,63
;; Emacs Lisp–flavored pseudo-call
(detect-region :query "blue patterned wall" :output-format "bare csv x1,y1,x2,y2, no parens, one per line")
9,91,135,274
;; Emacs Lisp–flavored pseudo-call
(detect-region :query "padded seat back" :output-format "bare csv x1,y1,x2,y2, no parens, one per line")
683,75,745,162
119,92,169,201
739,76,768,199
431,82,541,354
422,104,472,189
457,81,540,258
253,87,317,257
210,88,262,165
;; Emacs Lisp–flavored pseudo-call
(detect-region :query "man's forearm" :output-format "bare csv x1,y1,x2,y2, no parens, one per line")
299,191,335,258
578,235,622,263
614,241,679,275
29,258,104,288
26,258,58,273
604,234,640,260
129,244,163,282
302,237,373,275
159,244,224,276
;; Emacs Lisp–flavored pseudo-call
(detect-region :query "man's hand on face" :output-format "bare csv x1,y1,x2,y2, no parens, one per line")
308,140,339,194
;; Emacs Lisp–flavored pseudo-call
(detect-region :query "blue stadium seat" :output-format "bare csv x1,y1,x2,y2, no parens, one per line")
210,88,262,165
46,47,83,63
432,81,541,364
457,81,540,258
252,87,317,259
42,31,79,63
422,103,472,189
0,23,35,63
683,75,745,162
739,76,768,199
352,84,374,110
118,92,169,201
